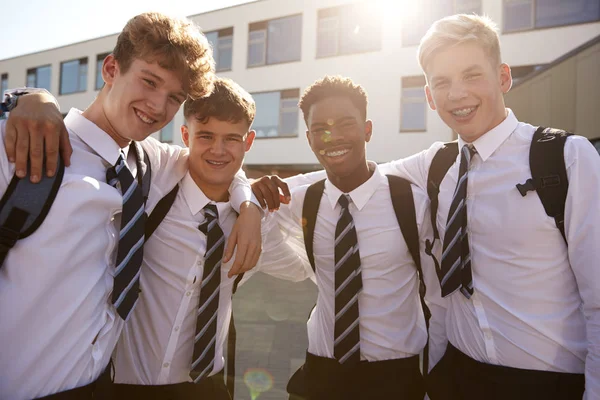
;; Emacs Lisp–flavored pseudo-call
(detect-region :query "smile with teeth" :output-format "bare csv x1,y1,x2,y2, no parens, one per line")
135,109,156,125
451,107,476,117
206,160,228,165
324,148,350,157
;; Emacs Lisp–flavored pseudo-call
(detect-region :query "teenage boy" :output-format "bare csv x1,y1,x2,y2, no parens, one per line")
0,13,260,400
113,78,314,399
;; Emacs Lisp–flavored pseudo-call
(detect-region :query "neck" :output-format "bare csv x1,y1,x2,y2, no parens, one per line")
189,171,230,203
326,159,373,194
82,92,130,148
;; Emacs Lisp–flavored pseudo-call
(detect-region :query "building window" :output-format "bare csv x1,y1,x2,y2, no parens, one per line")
317,3,383,58
1,74,8,95
96,52,110,90
252,89,299,138
205,28,234,72
402,0,482,47
26,65,52,92
504,0,600,32
160,120,175,143
400,76,427,132
60,57,88,95
247,15,302,67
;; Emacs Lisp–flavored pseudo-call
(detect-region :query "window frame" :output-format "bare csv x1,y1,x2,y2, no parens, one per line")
503,0,600,33
25,64,52,92
252,88,300,139
206,27,234,72
400,76,428,133
0,73,8,95
247,14,303,68
59,57,88,95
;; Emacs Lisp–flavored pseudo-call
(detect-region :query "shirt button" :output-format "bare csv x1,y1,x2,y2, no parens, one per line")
163,362,170,368
186,291,191,296
197,260,202,266
174,326,180,332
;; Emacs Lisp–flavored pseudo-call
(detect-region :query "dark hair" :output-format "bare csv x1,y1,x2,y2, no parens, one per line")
299,75,368,125
183,78,255,127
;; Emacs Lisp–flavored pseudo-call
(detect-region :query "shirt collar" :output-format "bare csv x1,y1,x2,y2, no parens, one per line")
324,161,383,211
458,108,519,162
64,108,124,165
181,172,233,219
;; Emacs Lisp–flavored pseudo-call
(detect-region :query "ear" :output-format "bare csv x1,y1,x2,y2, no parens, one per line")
181,124,190,147
425,85,437,111
245,130,256,152
499,63,512,94
364,120,373,143
102,54,119,87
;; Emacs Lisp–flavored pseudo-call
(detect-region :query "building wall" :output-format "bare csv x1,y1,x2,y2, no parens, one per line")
1,0,599,166
505,40,600,139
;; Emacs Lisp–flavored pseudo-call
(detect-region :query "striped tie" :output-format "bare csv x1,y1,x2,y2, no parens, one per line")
191,204,224,382
334,194,362,365
440,144,477,298
106,151,145,320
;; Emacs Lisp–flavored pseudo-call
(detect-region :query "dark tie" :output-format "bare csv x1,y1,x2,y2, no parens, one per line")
440,144,477,298
191,204,224,382
334,194,362,365
106,150,145,319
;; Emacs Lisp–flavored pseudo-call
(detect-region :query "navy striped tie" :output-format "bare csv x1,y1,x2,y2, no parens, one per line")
191,204,224,382
440,144,477,298
334,194,362,365
106,151,145,320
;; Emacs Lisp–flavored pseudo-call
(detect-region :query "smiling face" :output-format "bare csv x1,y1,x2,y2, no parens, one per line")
100,55,187,147
182,116,255,201
424,42,512,142
306,96,372,185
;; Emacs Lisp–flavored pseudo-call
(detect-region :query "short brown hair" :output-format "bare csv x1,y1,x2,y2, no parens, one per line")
418,14,502,75
299,75,368,126
112,12,214,99
183,78,256,128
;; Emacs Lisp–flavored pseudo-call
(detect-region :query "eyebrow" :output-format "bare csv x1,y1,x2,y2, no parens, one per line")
430,64,483,83
141,69,187,99
310,116,356,129
194,130,245,138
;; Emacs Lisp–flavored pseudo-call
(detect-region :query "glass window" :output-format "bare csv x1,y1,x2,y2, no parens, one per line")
160,120,175,143
266,15,302,64
504,0,534,31
248,29,267,67
279,97,299,136
96,53,110,90
206,28,234,72
26,65,51,92
316,16,339,58
253,91,281,137
60,58,88,95
504,0,599,32
455,0,482,13
0,74,8,96
400,77,427,132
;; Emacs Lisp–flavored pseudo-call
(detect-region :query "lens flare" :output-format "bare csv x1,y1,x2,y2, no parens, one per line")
243,368,274,400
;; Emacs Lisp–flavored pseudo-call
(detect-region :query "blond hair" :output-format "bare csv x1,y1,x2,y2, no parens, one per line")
113,12,215,99
418,14,502,74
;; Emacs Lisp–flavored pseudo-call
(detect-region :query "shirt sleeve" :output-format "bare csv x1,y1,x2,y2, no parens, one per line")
283,169,327,189
378,144,443,191
563,136,600,400
229,169,262,214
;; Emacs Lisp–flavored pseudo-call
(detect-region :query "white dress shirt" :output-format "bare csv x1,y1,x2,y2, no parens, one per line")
114,172,314,385
268,164,446,363
0,108,255,399
376,110,600,399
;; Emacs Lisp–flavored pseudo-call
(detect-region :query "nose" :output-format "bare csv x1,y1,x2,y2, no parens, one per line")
210,137,226,155
447,81,468,102
146,92,168,119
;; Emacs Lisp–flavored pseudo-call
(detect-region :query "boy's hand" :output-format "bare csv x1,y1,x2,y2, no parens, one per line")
224,201,262,278
5,92,72,182
251,175,291,211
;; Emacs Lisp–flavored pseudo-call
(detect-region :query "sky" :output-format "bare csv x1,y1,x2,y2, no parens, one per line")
0,0,256,60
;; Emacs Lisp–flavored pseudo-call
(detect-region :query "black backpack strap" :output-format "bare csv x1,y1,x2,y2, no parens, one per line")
226,272,245,398
425,142,459,268
131,141,152,205
302,180,326,272
387,175,430,376
0,155,65,269
515,127,571,243
144,185,179,241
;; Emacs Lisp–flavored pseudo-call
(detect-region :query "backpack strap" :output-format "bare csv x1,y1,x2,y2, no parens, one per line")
132,142,151,205
302,179,326,272
226,272,245,398
144,185,179,240
425,142,459,274
516,127,571,243
387,175,430,376
0,155,65,269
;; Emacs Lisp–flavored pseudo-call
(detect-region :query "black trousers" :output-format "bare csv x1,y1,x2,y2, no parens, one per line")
287,351,425,400
114,372,230,400
36,362,113,400
427,343,585,400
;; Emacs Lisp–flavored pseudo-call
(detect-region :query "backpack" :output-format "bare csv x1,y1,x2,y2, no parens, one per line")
145,186,244,397
424,126,572,264
301,175,431,374
0,141,151,269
